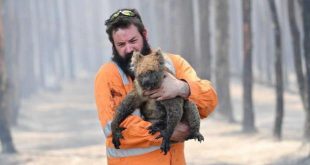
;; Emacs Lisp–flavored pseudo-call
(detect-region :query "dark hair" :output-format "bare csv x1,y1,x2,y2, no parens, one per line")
105,8,146,44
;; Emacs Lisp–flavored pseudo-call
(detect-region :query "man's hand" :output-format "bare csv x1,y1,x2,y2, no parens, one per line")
143,71,190,101
170,122,190,142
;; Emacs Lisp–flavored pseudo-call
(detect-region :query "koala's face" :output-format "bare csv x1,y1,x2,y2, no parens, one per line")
131,49,165,90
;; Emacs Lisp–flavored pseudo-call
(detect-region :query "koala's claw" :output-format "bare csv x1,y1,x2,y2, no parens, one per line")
196,134,204,142
112,137,121,149
186,132,204,142
148,121,166,135
160,138,171,155
112,127,126,149
155,134,163,139
147,125,161,135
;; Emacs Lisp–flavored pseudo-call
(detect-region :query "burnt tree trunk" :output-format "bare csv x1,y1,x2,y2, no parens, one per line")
0,0,16,153
3,0,20,125
19,1,37,96
288,1,307,112
268,0,284,140
242,0,256,133
174,0,196,66
198,0,212,80
64,0,75,80
302,0,310,141
215,0,235,122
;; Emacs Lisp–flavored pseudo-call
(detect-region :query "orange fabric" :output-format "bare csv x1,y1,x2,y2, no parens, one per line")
94,53,218,165
108,143,186,165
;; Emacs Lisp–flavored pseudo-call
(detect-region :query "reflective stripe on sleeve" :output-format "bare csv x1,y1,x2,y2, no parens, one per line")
103,121,112,137
107,146,160,158
103,109,142,137
164,54,176,75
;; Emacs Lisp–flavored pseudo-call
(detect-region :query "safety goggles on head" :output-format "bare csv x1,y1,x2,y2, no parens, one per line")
105,9,138,25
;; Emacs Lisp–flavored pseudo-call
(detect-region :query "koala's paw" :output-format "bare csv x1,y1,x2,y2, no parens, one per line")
154,129,167,139
156,130,171,155
186,132,204,142
195,133,204,142
147,125,159,135
112,127,126,149
147,121,164,135
160,137,171,155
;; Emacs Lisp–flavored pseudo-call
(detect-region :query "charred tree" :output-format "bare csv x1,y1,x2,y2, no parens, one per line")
302,0,310,141
171,0,196,66
268,0,284,140
18,1,37,96
198,0,212,80
288,1,307,112
3,0,21,125
0,0,16,153
64,0,75,80
242,0,256,133
215,0,235,122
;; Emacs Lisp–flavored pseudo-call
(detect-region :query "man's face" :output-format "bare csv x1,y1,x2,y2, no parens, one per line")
112,24,145,58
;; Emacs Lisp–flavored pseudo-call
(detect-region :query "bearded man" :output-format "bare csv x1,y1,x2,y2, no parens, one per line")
94,8,218,165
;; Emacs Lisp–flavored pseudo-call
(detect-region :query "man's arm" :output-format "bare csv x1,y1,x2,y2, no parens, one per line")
143,71,190,100
95,65,162,149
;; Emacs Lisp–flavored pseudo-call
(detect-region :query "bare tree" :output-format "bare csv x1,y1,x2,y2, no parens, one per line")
288,1,307,113
18,1,37,96
302,0,310,141
0,0,16,153
198,0,212,80
268,0,284,140
214,0,234,122
170,0,196,66
242,0,256,133
3,0,20,125
62,0,75,80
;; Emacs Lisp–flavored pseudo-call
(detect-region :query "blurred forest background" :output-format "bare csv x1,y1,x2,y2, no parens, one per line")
1,0,310,164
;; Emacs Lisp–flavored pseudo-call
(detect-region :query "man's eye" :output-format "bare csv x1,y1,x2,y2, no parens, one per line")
117,43,125,47
130,40,137,43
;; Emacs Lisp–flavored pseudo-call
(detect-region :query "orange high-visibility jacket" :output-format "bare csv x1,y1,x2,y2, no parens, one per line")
94,53,218,165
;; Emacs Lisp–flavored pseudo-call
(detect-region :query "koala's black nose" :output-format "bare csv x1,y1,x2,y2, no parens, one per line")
138,71,163,90
139,75,154,90
141,77,152,88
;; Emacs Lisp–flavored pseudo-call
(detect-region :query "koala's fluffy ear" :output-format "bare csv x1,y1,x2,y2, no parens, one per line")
155,48,162,56
132,51,143,65
155,48,164,65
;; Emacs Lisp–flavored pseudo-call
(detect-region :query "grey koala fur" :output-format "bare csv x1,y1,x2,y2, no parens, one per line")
111,49,204,154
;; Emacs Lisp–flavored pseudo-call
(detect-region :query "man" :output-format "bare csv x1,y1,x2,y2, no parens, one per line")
95,8,218,165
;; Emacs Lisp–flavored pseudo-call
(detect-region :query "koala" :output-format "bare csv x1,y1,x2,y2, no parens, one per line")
111,49,204,154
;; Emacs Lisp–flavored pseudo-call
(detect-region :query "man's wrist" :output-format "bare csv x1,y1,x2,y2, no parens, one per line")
178,80,190,99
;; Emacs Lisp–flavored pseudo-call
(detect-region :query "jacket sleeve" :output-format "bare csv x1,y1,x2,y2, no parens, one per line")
170,55,218,119
94,65,162,149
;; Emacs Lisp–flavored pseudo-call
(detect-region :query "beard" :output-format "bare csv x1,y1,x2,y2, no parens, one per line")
111,37,152,80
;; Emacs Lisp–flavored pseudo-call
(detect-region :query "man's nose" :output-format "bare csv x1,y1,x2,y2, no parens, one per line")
124,45,134,54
